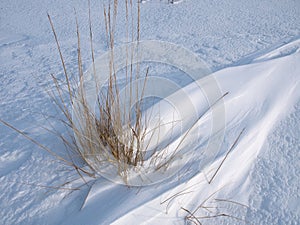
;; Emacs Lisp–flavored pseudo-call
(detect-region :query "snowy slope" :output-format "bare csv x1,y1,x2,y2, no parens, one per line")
0,0,300,224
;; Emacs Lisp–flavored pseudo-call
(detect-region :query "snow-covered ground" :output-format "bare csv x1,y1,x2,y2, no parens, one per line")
0,0,299,224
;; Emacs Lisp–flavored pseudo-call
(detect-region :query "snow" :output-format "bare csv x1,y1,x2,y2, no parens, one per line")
0,0,299,224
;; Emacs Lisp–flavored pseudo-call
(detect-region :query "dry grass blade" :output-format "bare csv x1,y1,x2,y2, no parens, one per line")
156,92,229,171
208,127,246,184
214,198,249,208
88,0,96,81
5,179,81,192
160,181,204,207
194,213,246,221
161,191,194,213
181,207,203,225
23,181,80,191
47,14,73,105
191,186,225,216
0,119,67,164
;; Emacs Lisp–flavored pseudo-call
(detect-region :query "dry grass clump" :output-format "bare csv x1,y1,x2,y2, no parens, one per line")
0,1,248,224
47,0,163,184
1,0,227,186
0,0,185,185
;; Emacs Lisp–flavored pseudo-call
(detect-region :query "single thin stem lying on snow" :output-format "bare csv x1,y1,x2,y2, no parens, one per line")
155,92,229,171
208,127,246,184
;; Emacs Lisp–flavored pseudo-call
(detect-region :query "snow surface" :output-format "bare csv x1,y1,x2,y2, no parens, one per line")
0,0,299,224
